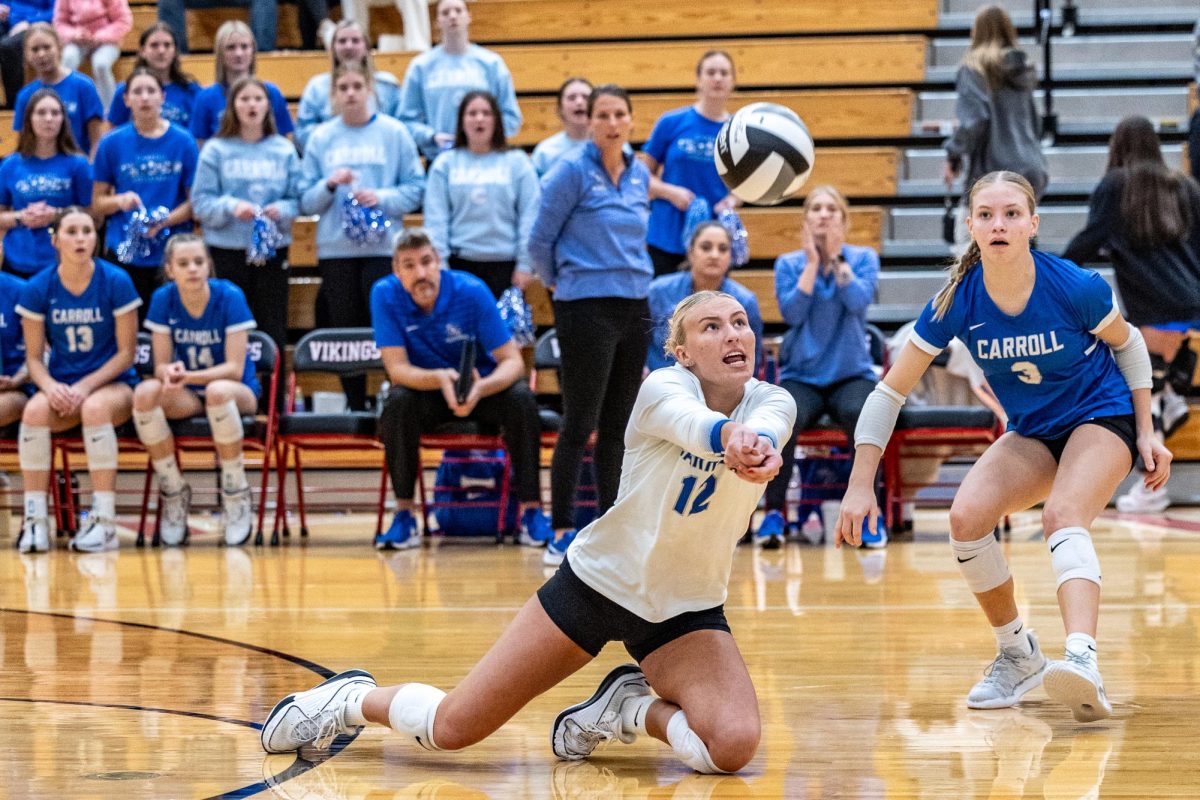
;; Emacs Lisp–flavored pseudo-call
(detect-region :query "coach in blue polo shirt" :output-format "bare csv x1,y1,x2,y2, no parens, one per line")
371,226,552,550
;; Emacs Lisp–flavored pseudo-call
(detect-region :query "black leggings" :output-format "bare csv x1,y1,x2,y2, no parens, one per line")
448,255,515,300
317,256,392,410
0,30,27,110
377,382,542,503
550,297,650,530
210,246,290,409
763,376,876,514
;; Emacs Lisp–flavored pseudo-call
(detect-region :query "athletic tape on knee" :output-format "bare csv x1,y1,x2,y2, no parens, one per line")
82,424,118,471
665,710,727,775
18,424,51,472
206,399,243,445
951,534,1011,594
388,683,446,751
1047,527,1101,588
133,407,171,446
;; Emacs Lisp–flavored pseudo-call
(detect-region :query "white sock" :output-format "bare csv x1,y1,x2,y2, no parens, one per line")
153,456,185,493
620,694,655,738
92,491,116,521
221,455,248,492
1065,632,1097,662
343,684,370,727
994,617,1032,655
23,491,47,520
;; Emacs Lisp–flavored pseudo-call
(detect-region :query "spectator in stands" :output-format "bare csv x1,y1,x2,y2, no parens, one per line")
0,89,92,277
300,62,424,411
0,268,29,426
755,185,879,549
11,22,104,156
397,0,521,161
424,90,539,299
531,77,592,177
528,84,653,567
189,20,295,147
53,0,132,110
134,234,261,547
158,0,276,54
108,23,202,129
93,67,199,313
647,220,763,373
1064,115,1200,514
191,76,301,394
943,5,1048,201
372,227,552,550
0,0,51,110
295,19,401,154
639,50,741,276
15,206,141,553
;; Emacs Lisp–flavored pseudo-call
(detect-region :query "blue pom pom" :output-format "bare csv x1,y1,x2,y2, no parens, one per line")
680,197,713,253
248,209,285,266
718,208,750,267
341,192,392,247
116,205,171,264
496,287,535,347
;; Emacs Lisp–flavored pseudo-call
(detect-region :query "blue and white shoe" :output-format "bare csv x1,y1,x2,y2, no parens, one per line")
860,515,888,549
375,510,419,551
755,510,786,550
518,507,553,547
543,530,576,566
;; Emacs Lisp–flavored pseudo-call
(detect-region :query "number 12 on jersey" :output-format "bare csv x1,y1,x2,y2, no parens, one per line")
673,474,716,516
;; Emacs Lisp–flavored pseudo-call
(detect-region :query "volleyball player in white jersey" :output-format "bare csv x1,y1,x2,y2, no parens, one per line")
259,291,795,773
838,171,1172,723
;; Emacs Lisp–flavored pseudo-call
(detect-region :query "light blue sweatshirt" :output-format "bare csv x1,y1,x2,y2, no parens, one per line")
775,244,879,387
295,71,402,154
299,114,425,259
531,131,587,177
191,135,303,250
423,148,540,272
527,141,652,301
397,44,522,160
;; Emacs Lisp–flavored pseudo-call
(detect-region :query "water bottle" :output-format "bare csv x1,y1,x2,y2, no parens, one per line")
294,389,306,413
375,381,390,416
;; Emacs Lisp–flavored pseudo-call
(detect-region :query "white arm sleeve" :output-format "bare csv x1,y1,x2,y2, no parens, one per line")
1112,324,1153,391
854,382,907,450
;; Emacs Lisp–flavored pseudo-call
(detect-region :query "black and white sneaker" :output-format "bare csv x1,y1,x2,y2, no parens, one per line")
260,669,377,753
17,516,49,553
551,664,650,760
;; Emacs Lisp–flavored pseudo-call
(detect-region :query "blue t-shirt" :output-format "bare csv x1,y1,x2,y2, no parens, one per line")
93,123,199,268
13,71,105,153
911,250,1133,439
145,279,260,396
646,270,765,372
642,108,729,255
0,271,27,378
189,81,295,141
15,259,142,386
0,153,92,275
370,269,510,378
109,80,203,128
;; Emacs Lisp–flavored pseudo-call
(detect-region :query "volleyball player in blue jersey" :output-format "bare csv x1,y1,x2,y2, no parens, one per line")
839,171,1171,724
0,271,31,426
132,235,260,547
15,207,141,553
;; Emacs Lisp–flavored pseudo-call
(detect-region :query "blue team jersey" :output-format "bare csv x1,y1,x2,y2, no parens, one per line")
642,107,730,255
108,80,203,128
15,259,142,386
93,123,198,268
145,279,260,396
0,153,93,275
0,271,27,379
911,250,1133,438
370,269,510,378
13,71,105,153
189,81,295,141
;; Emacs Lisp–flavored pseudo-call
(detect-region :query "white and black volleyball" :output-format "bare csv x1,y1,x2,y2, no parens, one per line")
714,103,815,206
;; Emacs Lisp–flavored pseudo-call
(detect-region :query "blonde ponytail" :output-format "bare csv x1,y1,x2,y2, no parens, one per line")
932,241,981,320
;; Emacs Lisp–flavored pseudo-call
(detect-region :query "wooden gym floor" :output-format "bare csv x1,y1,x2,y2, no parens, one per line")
1,506,1198,799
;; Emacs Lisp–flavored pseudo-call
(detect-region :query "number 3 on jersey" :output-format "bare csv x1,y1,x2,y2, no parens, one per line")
1011,361,1042,385
674,474,715,516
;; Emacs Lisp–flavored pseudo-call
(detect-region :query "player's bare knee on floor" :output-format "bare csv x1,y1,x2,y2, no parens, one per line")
705,724,760,773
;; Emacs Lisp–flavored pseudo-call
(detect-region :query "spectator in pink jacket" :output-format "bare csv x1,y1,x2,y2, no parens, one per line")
53,0,131,109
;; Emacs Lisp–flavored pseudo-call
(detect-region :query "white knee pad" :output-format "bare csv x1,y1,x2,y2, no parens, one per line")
18,424,51,472
665,710,727,775
1047,527,1101,588
206,399,244,445
133,407,171,447
951,534,1012,594
82,424,119,471
388,683,446,751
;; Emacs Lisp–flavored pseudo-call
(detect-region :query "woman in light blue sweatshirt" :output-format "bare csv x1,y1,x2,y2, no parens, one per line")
300,62,425,410
295,20,400,155
527,84,652,564
424,91,539,299
191,76,302,387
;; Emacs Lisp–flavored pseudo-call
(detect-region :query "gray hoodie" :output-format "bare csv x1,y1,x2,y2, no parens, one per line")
944,49,1049,198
